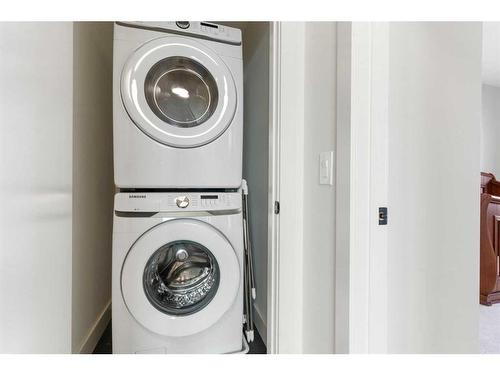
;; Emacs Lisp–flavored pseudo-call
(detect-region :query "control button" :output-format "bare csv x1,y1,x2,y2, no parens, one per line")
175,196,189,208
176,21,190,29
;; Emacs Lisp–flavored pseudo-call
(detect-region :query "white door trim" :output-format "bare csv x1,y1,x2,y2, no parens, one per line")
335,21,353,354
367,22,389,353
266,20,281,354
267,21,306,354
268,21,387,354
335,22,389,353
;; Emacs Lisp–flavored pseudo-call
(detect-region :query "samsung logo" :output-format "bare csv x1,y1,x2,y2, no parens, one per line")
129,194,146,199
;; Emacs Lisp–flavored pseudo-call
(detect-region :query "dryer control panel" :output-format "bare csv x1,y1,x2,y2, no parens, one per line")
116,21,242,45
115,192,242,213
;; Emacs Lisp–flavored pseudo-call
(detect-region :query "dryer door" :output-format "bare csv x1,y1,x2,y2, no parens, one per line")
121,219,240,337
120,36,237,148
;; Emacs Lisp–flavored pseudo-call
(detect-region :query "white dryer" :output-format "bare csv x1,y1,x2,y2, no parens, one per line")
112,191,244,354
113,22,243,189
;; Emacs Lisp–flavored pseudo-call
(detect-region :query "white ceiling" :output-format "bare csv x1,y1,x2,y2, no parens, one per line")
483,22,500,87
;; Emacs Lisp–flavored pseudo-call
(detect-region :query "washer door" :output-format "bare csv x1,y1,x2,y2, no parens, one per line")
121,36,237,148
121,219,240,337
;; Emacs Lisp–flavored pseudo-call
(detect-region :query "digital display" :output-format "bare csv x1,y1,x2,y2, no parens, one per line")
201,195,218,200
201,22,218,29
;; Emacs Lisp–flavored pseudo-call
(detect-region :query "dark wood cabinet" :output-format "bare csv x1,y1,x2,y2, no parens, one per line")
480,172,500,305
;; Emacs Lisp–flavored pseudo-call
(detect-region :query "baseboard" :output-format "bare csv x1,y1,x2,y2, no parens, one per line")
78,301,111,354
253,303,267,347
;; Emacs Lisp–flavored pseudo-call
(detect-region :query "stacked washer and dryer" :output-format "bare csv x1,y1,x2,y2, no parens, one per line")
112,21,246,354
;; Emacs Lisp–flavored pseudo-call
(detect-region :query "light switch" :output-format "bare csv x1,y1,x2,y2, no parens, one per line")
319,151,334,185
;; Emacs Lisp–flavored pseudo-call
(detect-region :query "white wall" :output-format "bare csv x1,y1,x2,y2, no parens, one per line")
276,22,337,353
72,22,114,353
0,23,74,353
302,22,336,354
241,22,270,344
481,84,500,177
0,22,114,353
482,22,500,87
386,22,482,353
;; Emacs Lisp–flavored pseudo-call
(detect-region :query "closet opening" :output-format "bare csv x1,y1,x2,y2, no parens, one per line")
220,21,272,354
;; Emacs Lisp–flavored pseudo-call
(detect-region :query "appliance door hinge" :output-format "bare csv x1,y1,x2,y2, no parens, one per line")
274,201,280,215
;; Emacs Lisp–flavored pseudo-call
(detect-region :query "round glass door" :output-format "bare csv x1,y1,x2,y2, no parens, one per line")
144,57,219,128
120,36,238,148
143,240,220,316
120,218,240,337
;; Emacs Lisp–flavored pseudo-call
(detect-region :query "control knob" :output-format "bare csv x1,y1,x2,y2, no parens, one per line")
176,21,190,29
175,196,189,208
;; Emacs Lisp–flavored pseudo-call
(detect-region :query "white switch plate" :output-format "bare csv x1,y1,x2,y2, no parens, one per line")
319,151,334,185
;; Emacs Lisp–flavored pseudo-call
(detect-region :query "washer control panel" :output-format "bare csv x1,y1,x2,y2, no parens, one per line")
115,192,241,213
167,193,235,210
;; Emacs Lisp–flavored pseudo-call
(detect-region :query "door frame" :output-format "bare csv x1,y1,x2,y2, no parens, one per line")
266,20,281,354
335,22,389,353
266,21,307,354
267,21,389,354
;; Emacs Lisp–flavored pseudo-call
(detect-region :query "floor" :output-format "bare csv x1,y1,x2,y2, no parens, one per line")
480,303,500,353
93,321,267,354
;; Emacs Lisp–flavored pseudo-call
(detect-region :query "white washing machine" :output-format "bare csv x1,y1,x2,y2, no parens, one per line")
113,22,243,189
112,191,244,354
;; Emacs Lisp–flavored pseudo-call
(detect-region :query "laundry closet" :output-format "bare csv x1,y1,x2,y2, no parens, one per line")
111,21,273,354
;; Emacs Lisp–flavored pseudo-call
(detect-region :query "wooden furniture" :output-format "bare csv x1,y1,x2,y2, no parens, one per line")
480,172,500,305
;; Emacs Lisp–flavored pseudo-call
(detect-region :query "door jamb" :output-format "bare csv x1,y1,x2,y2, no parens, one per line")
267,21,389,354
266,21,307,354
266,20,281,354
335,22,389,353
